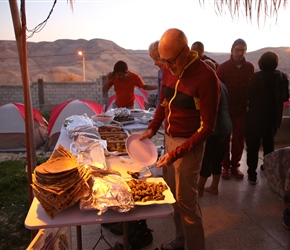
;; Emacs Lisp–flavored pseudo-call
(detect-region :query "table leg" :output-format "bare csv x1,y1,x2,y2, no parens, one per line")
123,221,129,250
76,226,82,250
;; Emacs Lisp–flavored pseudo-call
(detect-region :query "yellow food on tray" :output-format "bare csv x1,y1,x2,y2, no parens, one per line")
107,142,127,152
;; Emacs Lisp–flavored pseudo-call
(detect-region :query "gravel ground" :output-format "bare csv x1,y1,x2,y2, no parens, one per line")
0,149,52,162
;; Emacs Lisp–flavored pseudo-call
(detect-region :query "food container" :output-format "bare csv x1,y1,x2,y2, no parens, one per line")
100,132,128,141
91,114,114,125
99,127,129,153
98,125,125,133
130,109,145,118
107,141,127,153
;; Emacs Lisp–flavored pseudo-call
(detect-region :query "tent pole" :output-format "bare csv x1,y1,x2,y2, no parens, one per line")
9,0,36,207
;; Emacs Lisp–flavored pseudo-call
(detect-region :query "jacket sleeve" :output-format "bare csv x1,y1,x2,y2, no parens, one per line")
281,72,290,102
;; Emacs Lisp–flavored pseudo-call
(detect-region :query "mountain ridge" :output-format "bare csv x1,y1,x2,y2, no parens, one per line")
0,39,289,84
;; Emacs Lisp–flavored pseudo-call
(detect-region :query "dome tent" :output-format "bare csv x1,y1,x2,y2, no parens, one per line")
106,94,146,111
0,103,48,152
46,99,104,151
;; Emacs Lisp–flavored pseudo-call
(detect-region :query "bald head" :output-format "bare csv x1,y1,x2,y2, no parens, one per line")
159,28,188,55
158,28,190,76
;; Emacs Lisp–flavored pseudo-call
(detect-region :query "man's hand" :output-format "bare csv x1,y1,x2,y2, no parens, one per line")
107,72,115,80
156,153,173,168
103,72,115,93
139,129,155,140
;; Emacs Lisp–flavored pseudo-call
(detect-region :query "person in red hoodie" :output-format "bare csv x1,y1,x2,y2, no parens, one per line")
216,39,255,180
140,28,220,250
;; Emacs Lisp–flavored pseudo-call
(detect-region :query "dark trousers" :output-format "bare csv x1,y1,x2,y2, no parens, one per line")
246,124,277,178
223,115,246,169
200,134,229,177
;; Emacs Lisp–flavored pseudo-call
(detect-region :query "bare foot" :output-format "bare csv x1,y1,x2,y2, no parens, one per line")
204,186,218,195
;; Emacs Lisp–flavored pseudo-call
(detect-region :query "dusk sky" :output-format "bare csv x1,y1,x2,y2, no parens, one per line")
1,0,290,53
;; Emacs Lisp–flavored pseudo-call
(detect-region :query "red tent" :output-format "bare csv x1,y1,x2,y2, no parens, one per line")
0,103,47,151
106,94,146,111
46,99,104,150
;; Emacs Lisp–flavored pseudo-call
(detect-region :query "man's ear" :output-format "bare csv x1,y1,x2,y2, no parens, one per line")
185,46,191,56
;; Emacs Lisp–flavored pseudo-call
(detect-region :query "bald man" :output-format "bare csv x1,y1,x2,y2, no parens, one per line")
140,29,220,250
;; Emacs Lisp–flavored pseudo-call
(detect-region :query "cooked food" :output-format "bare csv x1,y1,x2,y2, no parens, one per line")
126,179,168,202
100,134,127,141
113,115,134,122
107,142,126,152
127,170,140,179
98,125,124,133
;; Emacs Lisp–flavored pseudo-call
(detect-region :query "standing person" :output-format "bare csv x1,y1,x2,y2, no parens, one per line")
216,38,255,180
148,40,166,107
246,51,289,184
102,60,157,109
191,41,219,68
198,59,232,196
140,28,220,250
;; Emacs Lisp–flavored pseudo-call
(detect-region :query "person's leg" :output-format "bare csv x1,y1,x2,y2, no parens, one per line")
204,135,221,195
231,115,246,178
262,126,276,156
199,137,214,196
221,135,231,180
246,127,261,184
197,176,208,197
205,174,220,195
260,126,277,172
162,136,205,250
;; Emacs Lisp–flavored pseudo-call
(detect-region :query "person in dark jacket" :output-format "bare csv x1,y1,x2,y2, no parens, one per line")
216,38,255,180
198,59,232,196
191,41,219,69
246,51,289,184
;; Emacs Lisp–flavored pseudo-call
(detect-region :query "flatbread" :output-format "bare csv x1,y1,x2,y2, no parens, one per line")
32,145,92,218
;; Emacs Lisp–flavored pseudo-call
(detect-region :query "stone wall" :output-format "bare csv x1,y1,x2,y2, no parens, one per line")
0,76,158,112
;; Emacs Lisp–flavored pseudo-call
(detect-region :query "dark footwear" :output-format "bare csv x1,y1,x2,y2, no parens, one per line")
101,222,117,229
231,167,244,179
161,240,184,250
282,208,290,230
106,242,124,250
110,222,124,235
248,175,258,185
129,220,153,249
222,168,230,180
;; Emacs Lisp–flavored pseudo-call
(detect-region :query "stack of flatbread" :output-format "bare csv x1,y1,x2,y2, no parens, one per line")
32,145,91,219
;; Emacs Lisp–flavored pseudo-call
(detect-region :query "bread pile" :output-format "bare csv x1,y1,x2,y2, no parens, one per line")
32,145,91,218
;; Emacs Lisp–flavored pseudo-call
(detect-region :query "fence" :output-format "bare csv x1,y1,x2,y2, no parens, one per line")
0,76,158,112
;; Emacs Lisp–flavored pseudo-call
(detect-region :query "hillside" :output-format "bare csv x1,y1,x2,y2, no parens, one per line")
0,39,289,85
